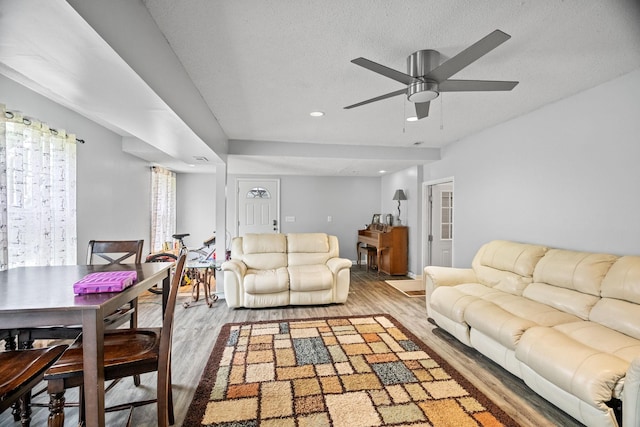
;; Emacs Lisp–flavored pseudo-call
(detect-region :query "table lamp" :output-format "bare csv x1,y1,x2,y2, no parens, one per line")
392,189,407,225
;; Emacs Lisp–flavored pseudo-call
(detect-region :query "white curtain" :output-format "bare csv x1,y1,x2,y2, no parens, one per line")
150,166,176,252
0,105,77,270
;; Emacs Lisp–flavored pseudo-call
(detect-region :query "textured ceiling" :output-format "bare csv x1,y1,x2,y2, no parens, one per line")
140,0,640,175
1,1,640,177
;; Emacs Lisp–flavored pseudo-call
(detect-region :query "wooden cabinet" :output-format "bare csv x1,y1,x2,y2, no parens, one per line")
357,225,408,275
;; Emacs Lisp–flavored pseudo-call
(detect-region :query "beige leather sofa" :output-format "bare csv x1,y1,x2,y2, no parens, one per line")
222,233,351,308
424,240,640,427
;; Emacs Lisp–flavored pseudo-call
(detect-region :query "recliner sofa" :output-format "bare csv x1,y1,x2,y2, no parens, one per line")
424,240,640,427
222,232,351,308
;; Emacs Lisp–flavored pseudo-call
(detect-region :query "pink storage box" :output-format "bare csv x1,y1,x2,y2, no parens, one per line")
73,271,138,294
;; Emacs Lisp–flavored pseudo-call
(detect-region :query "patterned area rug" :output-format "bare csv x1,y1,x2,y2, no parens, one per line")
384,279,426,298
184,314,518,427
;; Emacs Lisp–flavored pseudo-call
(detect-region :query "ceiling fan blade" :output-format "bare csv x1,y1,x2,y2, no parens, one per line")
351,57,416,85
415,102,430,119
439,80,518,92
344,88,406,109
426,30,511,82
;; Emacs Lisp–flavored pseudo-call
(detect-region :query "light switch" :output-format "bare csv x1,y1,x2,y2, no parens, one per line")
327,216,332,222
285,216,296,222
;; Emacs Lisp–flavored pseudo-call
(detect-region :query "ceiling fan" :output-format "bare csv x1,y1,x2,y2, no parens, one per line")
344,30,519,119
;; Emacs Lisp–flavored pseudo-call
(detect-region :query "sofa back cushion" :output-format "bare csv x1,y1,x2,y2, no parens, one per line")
525,249,618,319
232,233,288,270
471,240,548,295
590,256,640,339
287,233,336,266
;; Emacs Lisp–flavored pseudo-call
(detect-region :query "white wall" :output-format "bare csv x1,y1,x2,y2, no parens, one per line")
227,174,380,261
423,68,640,266
1,75,152,262
176,172,217,249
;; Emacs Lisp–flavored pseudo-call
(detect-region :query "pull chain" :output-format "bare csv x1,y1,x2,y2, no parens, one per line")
403,99,406,133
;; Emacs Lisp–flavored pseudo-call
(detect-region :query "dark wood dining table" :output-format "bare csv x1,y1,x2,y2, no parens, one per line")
0,262,172,427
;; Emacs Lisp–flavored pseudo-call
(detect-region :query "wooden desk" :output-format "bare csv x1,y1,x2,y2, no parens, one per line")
0,262,172,427
357,224,408,275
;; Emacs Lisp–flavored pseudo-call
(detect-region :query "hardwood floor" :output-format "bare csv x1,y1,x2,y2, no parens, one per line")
1,268,583,426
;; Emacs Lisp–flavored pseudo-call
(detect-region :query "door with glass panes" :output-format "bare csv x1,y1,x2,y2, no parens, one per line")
428,182,453,267
237,179,280,235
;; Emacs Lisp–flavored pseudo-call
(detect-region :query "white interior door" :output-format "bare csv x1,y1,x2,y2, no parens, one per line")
427,182,453,267
237,179,280,235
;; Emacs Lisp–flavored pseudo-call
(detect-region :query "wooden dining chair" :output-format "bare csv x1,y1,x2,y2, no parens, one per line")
44,254,186,427
18,240,145,348
0,345,68,427
85,240,145,329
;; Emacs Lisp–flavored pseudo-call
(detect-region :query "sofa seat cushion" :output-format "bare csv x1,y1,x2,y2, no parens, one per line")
430,283,501,323
244,267,289,294
464,293,582,350
516,326,629,408
288,265,333,292
464,299,537,350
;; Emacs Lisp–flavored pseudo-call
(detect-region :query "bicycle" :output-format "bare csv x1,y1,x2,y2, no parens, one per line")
146,233,219,306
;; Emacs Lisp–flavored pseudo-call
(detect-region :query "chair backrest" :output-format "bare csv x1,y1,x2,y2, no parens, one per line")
86,240,144,265
157,254,186,427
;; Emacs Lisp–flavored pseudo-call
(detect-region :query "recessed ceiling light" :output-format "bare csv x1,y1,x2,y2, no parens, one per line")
378,170,386,174
406,116,418,122
188,164,196,167
310,111,324,117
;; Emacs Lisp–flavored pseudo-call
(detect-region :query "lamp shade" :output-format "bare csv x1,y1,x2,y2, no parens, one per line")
392,189,407,201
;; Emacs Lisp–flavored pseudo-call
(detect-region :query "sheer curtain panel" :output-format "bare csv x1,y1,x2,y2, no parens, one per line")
150,166,176,252
0,105,77,270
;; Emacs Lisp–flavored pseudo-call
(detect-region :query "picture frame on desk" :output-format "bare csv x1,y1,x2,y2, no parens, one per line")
371,214,381,224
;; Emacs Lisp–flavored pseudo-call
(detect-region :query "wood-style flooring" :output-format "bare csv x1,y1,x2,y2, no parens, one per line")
1,267,584,426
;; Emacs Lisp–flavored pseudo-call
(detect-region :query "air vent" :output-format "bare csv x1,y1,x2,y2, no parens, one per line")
193,156,209,162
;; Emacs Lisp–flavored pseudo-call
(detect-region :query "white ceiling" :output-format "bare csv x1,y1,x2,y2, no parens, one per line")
2,1,640,176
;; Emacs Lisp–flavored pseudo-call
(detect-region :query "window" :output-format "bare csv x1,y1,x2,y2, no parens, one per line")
0,106,77,269
441,191,453,240
150,166,176,252
246,187,271,199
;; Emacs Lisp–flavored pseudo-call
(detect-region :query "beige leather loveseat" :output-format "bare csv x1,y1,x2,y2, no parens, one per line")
222,232,351,308
424,240,640,427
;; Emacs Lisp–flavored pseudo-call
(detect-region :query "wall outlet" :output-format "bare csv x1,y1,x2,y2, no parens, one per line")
327,215,332,222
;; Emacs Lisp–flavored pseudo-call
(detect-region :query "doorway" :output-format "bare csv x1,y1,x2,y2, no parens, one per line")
423,179,454,268
236,178,280,235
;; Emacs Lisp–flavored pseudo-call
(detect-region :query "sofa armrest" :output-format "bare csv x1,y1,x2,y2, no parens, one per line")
327,257,352,274
327,257,352,303
221,260,247,308
624,357,640,427
221,259,247,277
423,266,477,317
424,266,477,290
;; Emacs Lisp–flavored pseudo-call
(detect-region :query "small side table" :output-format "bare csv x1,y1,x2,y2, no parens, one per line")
183,260,219,308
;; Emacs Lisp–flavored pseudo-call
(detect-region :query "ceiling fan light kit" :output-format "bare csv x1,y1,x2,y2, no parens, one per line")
408,81,439,103
345,30,519,120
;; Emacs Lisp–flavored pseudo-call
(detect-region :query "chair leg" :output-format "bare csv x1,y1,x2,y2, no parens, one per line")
47,390,65,427
4,334,17,350
12,402,21,422
18,391,32,427
130,298,141,387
